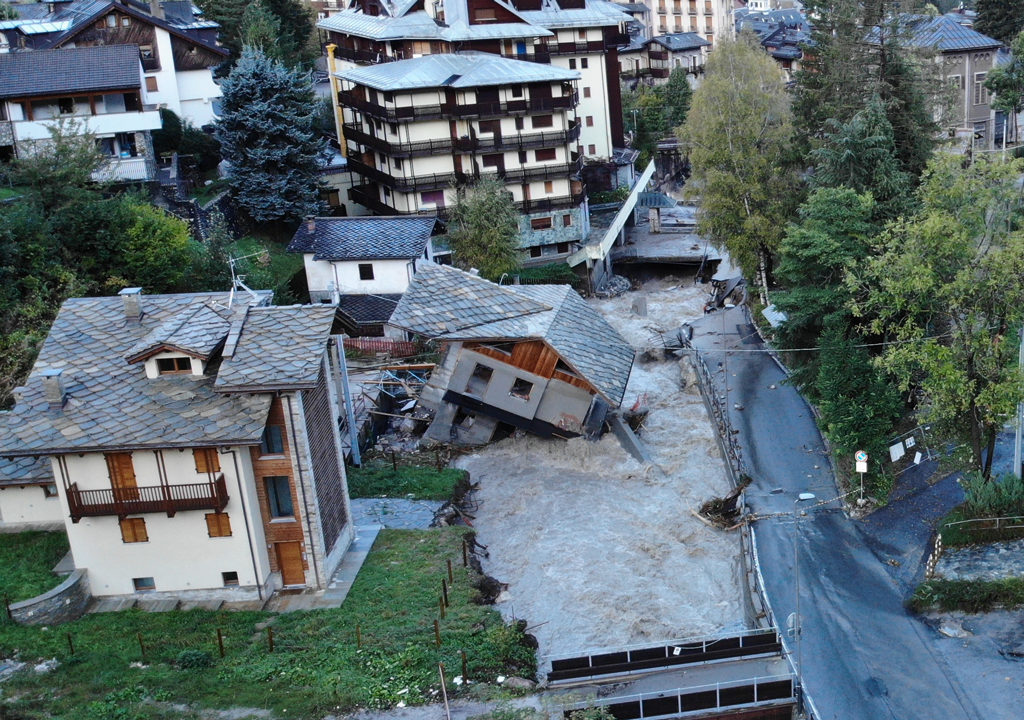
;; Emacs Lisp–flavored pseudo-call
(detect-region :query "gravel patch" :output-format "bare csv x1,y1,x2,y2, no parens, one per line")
935,538,1024,581
350,498,442,529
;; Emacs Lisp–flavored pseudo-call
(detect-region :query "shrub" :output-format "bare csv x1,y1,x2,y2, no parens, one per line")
961,471,1024,518
176,649,213,669
909,578,1024,613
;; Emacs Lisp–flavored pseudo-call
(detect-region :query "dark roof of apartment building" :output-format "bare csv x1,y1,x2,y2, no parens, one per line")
900,14,1002,52
287,216,442,260
0,45,140,99
650,32,712,51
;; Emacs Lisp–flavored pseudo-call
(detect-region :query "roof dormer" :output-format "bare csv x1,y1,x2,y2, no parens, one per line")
143,350,207,378
123,301,232,378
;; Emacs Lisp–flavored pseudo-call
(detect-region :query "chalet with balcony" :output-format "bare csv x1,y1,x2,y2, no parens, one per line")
0,45,162,178
734,8,807,81
619,31,709,82
0,288,354,602
388,262,634,444
337,52,592,262
287,215,447,335
319,0,632,161
0,0,227,128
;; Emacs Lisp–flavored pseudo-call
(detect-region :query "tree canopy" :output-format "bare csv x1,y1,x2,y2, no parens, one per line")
986,30,1024,143
445,177,522,281
975,0,1024,44
678,32,798,304
217,47,326,227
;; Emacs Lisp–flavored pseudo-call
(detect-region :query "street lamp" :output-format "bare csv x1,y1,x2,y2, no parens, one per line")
790,492,815,713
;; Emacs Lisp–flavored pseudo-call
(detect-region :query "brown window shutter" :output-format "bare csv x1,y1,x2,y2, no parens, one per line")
206,512,232,537
193,448,221,474
120,517,148,543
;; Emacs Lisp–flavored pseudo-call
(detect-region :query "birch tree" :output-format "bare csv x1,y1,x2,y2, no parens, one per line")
678,33,798,304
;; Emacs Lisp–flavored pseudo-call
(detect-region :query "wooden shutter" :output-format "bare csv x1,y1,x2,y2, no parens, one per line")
105,452,139,500
205,512,232,538
120,517,148,543
193,448,221,474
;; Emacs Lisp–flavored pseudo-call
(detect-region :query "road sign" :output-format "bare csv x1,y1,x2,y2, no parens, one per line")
856,461,868,473
855,450,868,462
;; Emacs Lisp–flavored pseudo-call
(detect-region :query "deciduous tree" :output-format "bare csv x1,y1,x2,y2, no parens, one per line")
445,177,521,281
678,33,798,304
986,31,1024,144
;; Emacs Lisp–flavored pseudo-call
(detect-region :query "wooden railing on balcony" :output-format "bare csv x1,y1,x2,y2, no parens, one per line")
347,155,582,194
67,474,229,523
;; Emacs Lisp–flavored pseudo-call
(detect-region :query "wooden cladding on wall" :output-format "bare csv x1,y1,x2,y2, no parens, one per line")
302,360,348,557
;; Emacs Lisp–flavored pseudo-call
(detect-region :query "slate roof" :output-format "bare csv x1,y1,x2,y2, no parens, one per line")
0,45,141,99
637,192,677,208
287,216,441,260
388,263,634,405
0,456,54,488
214,305,339,392
125,304,231,362
337,51,579,91
900,14,1001,52
651,32,712,51
337,294,403,326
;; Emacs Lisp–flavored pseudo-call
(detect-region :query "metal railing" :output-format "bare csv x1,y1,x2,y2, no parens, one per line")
67,474,228,522
339,91,577,122
346,157,582,193
348,184,450,219
343,121,580,157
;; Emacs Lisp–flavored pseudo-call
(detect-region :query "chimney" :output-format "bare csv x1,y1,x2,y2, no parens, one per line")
40,368,66,409
149,0,164,19
119,287,143,321
468,268,480,276
307,216,316,234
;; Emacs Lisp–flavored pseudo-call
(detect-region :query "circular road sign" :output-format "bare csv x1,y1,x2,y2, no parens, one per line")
855,450,868,462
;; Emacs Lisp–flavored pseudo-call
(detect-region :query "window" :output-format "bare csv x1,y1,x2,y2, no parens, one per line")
535,148,557,162
206,512,233,538
518,150,528,164
260,426,285,455
133,577,156,592
120,518,149,543
532,115,553,129
98,137,116,156
43,484,58,498
481,342,515,355
116,131,137,156
509,378,534,400
121,15,131,27
473,7,496,21
544,181,554,193
563,214,572,227
557,242,570,253
515,116,524,130
465,363,493,396
588,144,596,155
421,190,445,206
105,13,117,27
139,44,155,60
569,59,577,69
511,85,523,98
479,119,499,134
222,571,239,587
583,87,591,98
383,92,394,103
586,116,594,127
58,97,75,115
193,448,221,474
581,58,589,69
389,122,399,134
531,216,553,230
265,476,294,518
949,74,963,90
156,357,191,374
578,30,586,39
482,153,503,167
358,263,375,280
530,246,543,258
393,157,403,170
974,73,988,105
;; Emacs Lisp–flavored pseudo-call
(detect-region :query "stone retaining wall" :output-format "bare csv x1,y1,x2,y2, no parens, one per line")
10,569,90,626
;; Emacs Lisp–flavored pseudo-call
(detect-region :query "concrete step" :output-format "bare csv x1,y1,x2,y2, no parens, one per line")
179,599,224,612
88,597,136,614
138,598,179,613
52,550,75,576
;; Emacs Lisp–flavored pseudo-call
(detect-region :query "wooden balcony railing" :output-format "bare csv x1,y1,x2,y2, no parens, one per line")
67,474,228,523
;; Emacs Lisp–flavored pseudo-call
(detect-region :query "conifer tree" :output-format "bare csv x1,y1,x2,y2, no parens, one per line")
975,0,1024,44
217,47,326,226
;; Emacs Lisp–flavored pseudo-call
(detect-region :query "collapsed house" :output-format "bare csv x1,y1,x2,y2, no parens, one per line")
387,263,635,444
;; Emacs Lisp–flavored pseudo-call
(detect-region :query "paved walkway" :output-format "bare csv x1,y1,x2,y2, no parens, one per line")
689,307,979,720
350,498,441,529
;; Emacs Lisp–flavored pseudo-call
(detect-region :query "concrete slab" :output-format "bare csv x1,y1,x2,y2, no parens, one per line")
179,599,224,612
88,597,136,614
52,550,75,576
138,598,179,613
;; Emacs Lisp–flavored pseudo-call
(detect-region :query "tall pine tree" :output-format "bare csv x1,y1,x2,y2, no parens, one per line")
217,47,326,226
975,0,1024,44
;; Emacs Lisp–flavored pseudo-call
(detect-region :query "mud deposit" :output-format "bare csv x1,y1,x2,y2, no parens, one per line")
458,275,745,662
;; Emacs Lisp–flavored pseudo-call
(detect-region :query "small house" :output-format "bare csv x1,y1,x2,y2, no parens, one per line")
388,263,635,444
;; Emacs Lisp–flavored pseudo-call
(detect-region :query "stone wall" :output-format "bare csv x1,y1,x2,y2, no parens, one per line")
10,569,90,626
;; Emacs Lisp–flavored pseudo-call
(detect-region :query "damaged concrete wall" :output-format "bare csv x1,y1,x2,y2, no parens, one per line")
535,377,595,433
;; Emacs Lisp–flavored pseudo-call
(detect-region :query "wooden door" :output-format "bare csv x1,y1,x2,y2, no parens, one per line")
276,542,305,586
105,452,139,501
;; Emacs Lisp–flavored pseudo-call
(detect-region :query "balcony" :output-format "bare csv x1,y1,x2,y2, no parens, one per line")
518,190,587,214
672,4,682,13
347,156,463,192
67,474,229,523
651,68,671,79
344,121,581,157
349,184,450,219
334,45,397,64
649,50,669,61
93,156,152,183
452,94,577,119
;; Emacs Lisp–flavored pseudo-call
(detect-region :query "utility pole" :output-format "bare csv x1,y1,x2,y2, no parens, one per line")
1015,327,1023,479
333,334,362,467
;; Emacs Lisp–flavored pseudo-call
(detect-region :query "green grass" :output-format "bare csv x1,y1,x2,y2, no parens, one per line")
0,528,535,719
0,187,22,200
0,531,70,603
937,507,1024,547
347,464,466,500
190,173,229,206
909,577,1024,614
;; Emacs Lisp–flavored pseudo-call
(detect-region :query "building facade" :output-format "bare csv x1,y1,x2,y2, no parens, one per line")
0,289,354,603
619,31,710,81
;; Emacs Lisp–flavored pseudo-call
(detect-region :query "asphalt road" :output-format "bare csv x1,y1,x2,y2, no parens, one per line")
690,307,981,720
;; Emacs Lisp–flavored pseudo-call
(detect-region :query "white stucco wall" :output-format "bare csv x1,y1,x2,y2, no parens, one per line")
0,485,63,528
142,28,184,114
305,256,416,295
552,48,612,159
52,447,271,598
175,69,221,127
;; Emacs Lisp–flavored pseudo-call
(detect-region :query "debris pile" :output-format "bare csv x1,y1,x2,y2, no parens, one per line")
698,475,752,529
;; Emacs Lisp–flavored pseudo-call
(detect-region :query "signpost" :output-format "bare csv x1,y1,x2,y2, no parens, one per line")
855,451,868,502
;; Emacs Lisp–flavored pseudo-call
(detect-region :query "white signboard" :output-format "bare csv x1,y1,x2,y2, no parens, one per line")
905,436,916,448
889,442,905,463
856,461,868,474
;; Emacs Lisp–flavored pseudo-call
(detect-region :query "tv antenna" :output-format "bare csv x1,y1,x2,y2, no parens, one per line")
228,249,269,307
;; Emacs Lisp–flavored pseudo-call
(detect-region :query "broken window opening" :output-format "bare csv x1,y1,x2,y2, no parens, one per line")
465,363,493,397
509,378,534,400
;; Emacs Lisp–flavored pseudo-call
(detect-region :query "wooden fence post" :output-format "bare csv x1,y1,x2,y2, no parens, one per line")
447,559,454,583
434,619,441,648
356,624,362,649
137,632,146,661
217,628,225,658
267,626,274,653
442,578,449,607
66,633,75,656
461,649,468,681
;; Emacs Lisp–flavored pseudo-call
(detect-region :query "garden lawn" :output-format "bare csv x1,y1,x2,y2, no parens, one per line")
0,531,69,603
346,464,466,500
910,577,1024,613
0,528,535,719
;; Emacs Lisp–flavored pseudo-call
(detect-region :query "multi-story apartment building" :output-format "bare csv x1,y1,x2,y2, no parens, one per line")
619,31,710,81
336,52,591,261
0,289,354,602
0,0,227,128
318,0,631,162
646,0,730,46
0,45,162,178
